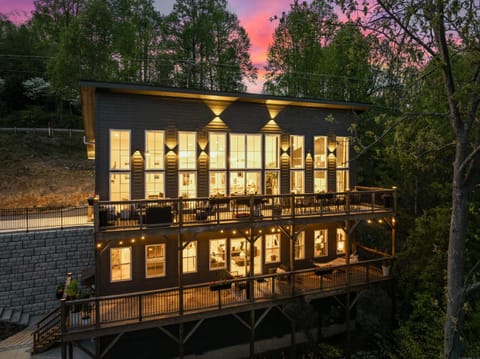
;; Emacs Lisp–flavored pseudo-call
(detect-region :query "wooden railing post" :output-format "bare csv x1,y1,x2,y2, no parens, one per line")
139,294,143,322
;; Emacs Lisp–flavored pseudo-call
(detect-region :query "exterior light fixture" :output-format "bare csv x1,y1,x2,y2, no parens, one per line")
119,241,123,245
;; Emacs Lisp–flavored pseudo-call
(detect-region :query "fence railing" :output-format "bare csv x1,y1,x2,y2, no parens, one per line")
57,258,391,334
95,187,396,232
0,206,90,232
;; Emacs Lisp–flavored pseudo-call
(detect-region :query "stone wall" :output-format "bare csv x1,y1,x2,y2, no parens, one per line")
0,227,94,316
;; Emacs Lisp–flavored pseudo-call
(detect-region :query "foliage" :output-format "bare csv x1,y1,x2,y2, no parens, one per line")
65,278,79,298
22,77,51,100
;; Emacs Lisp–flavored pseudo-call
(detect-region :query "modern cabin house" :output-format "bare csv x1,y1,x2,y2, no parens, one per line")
33,81,397,358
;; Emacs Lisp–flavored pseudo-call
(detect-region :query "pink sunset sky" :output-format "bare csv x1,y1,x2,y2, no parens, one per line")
0,0,311,93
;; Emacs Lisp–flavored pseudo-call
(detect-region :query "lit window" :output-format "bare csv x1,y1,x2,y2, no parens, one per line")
290,135,304,169
295,231,305,260
246,135,262,169
145,244,165,278
209,239,226,270
314,136,327,168
145,172,164,199
314,170,327,193
265,234,280,263
314,230,327,257
230,134,262,169
290,171,304,194
178,131,196,169
110,130,130,170
183,241,197,273
336,228,346,254
265,171,280,195
336,137,349,168
179,172,196,198
209,171,226,196
110,173,130,201
336,170,349,192
265,134,280,169
230,134,245,168
111,247,131,282
209,132,226,169
145,131,164,169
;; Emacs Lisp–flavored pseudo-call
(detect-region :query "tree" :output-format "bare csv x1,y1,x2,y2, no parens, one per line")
163,0,256,91
336,0,480,357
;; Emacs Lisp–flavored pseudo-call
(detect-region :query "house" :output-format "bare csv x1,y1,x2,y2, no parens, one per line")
34,81,396,358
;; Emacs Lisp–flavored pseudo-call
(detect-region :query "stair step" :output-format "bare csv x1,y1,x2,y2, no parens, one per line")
1,308,12,321
19,312,30,326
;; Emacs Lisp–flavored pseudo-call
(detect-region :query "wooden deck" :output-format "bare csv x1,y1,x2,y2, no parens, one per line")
58,258,389,340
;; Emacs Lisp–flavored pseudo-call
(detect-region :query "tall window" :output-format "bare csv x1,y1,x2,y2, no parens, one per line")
209,239,226,270
314,171,327,193
145,131,164,170
295,231,305,260
145,173,164,199
110,130,130,170
265,171,279,195
290,171,304,194
209,132,226,169
110,130,131,200
145,244,165,278
265,135,280,169
314,136,327,168
179,172,196,198
247,135,262,168
290,135,304,169
183,241,197,273
265,234,280,263
230,134,262,194
111,247,131,282
314,229,328,257
209,172,226,196
110,173,130,201
178,131,196,169
230,134,246,168
336,136,349,191
336,228,346,254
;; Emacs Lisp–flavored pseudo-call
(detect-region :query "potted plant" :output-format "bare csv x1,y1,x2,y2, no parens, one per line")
79,291,92,322
55,283,65,300
65,279,81,325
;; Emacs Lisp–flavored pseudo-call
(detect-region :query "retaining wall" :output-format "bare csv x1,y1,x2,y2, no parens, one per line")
0,227,94,316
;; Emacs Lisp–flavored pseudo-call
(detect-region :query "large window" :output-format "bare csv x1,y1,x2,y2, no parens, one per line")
178,131,196,169
295,231,305,260
179,172,196,198
110,130,130,170
290,135,304,169
110,130,131,201
314,170,327,193
336,136,349,191
265,171,280,195
145,172,164,199
110,173,130,201
230,171,261,195
336,228,346,254
290,171,304,194
230,134,246,168
111,247,131,282
209,172,226,196
265,234,280,263
183,241,197,273
145,131,164,170
209,132,226,169
265,135,280,169
209,239,226,270
145,244,165,278
314,229,328,257
314,136,327,169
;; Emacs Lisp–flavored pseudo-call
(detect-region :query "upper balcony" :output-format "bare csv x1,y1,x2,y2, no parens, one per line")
94,186,396,235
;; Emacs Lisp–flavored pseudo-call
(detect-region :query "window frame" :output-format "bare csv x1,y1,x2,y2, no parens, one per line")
145,130,165,170
265,233,280,263
209,239,226,270
182,241,197,273
178,131,197,170
145,244,166,278
313,229,328,258
110,247,132,282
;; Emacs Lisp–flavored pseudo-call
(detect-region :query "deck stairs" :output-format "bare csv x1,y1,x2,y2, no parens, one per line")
31,306,62,353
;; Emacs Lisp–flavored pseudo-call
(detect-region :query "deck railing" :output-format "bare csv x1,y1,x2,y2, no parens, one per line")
59,258,391,334
0,206,90,233
95,187,396,232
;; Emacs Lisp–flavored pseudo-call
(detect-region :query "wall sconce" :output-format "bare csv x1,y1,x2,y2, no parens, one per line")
167,150,176,157
199,150,208,158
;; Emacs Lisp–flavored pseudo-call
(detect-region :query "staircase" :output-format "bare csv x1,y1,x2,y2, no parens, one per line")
32,306,62,353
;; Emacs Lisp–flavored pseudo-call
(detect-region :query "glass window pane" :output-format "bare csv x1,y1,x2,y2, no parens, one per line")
110,130,130,170
145,131,164,169
314,170,327,193
246,171,261,195
314,230,327,257
145,244,165,278
179,132,196,169
230,134,245,168
230,171,245,195
209,133,226,169
209,239,226,270
337,228,346,254
209,171,226,196
179,172,196,198
183,241,197,273
290,135,304,169
290,171,304,194
111,247,131,281
265,171,279,195
314,136,327,168
295,231,305,260
265,234,280,263
265,135,280,169
110,173,130,201
336,170,349,192
336,137,349,168
145,172,164,199
246,135,262,168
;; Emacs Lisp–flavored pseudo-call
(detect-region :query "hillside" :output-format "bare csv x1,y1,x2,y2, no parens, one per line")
0,131,94,208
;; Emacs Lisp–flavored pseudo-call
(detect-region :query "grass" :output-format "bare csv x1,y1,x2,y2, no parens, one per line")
0,132,94,208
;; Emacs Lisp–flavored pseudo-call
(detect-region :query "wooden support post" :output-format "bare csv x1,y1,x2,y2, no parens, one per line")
178,233,184,316
250,309,255,358
345,292,351,359
290,318,296,359
179,322,184,359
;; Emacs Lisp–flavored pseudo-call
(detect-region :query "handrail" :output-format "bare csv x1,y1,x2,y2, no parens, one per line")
33,306,62,353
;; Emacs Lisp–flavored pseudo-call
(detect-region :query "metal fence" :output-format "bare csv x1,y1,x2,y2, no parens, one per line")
0,206,91,232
